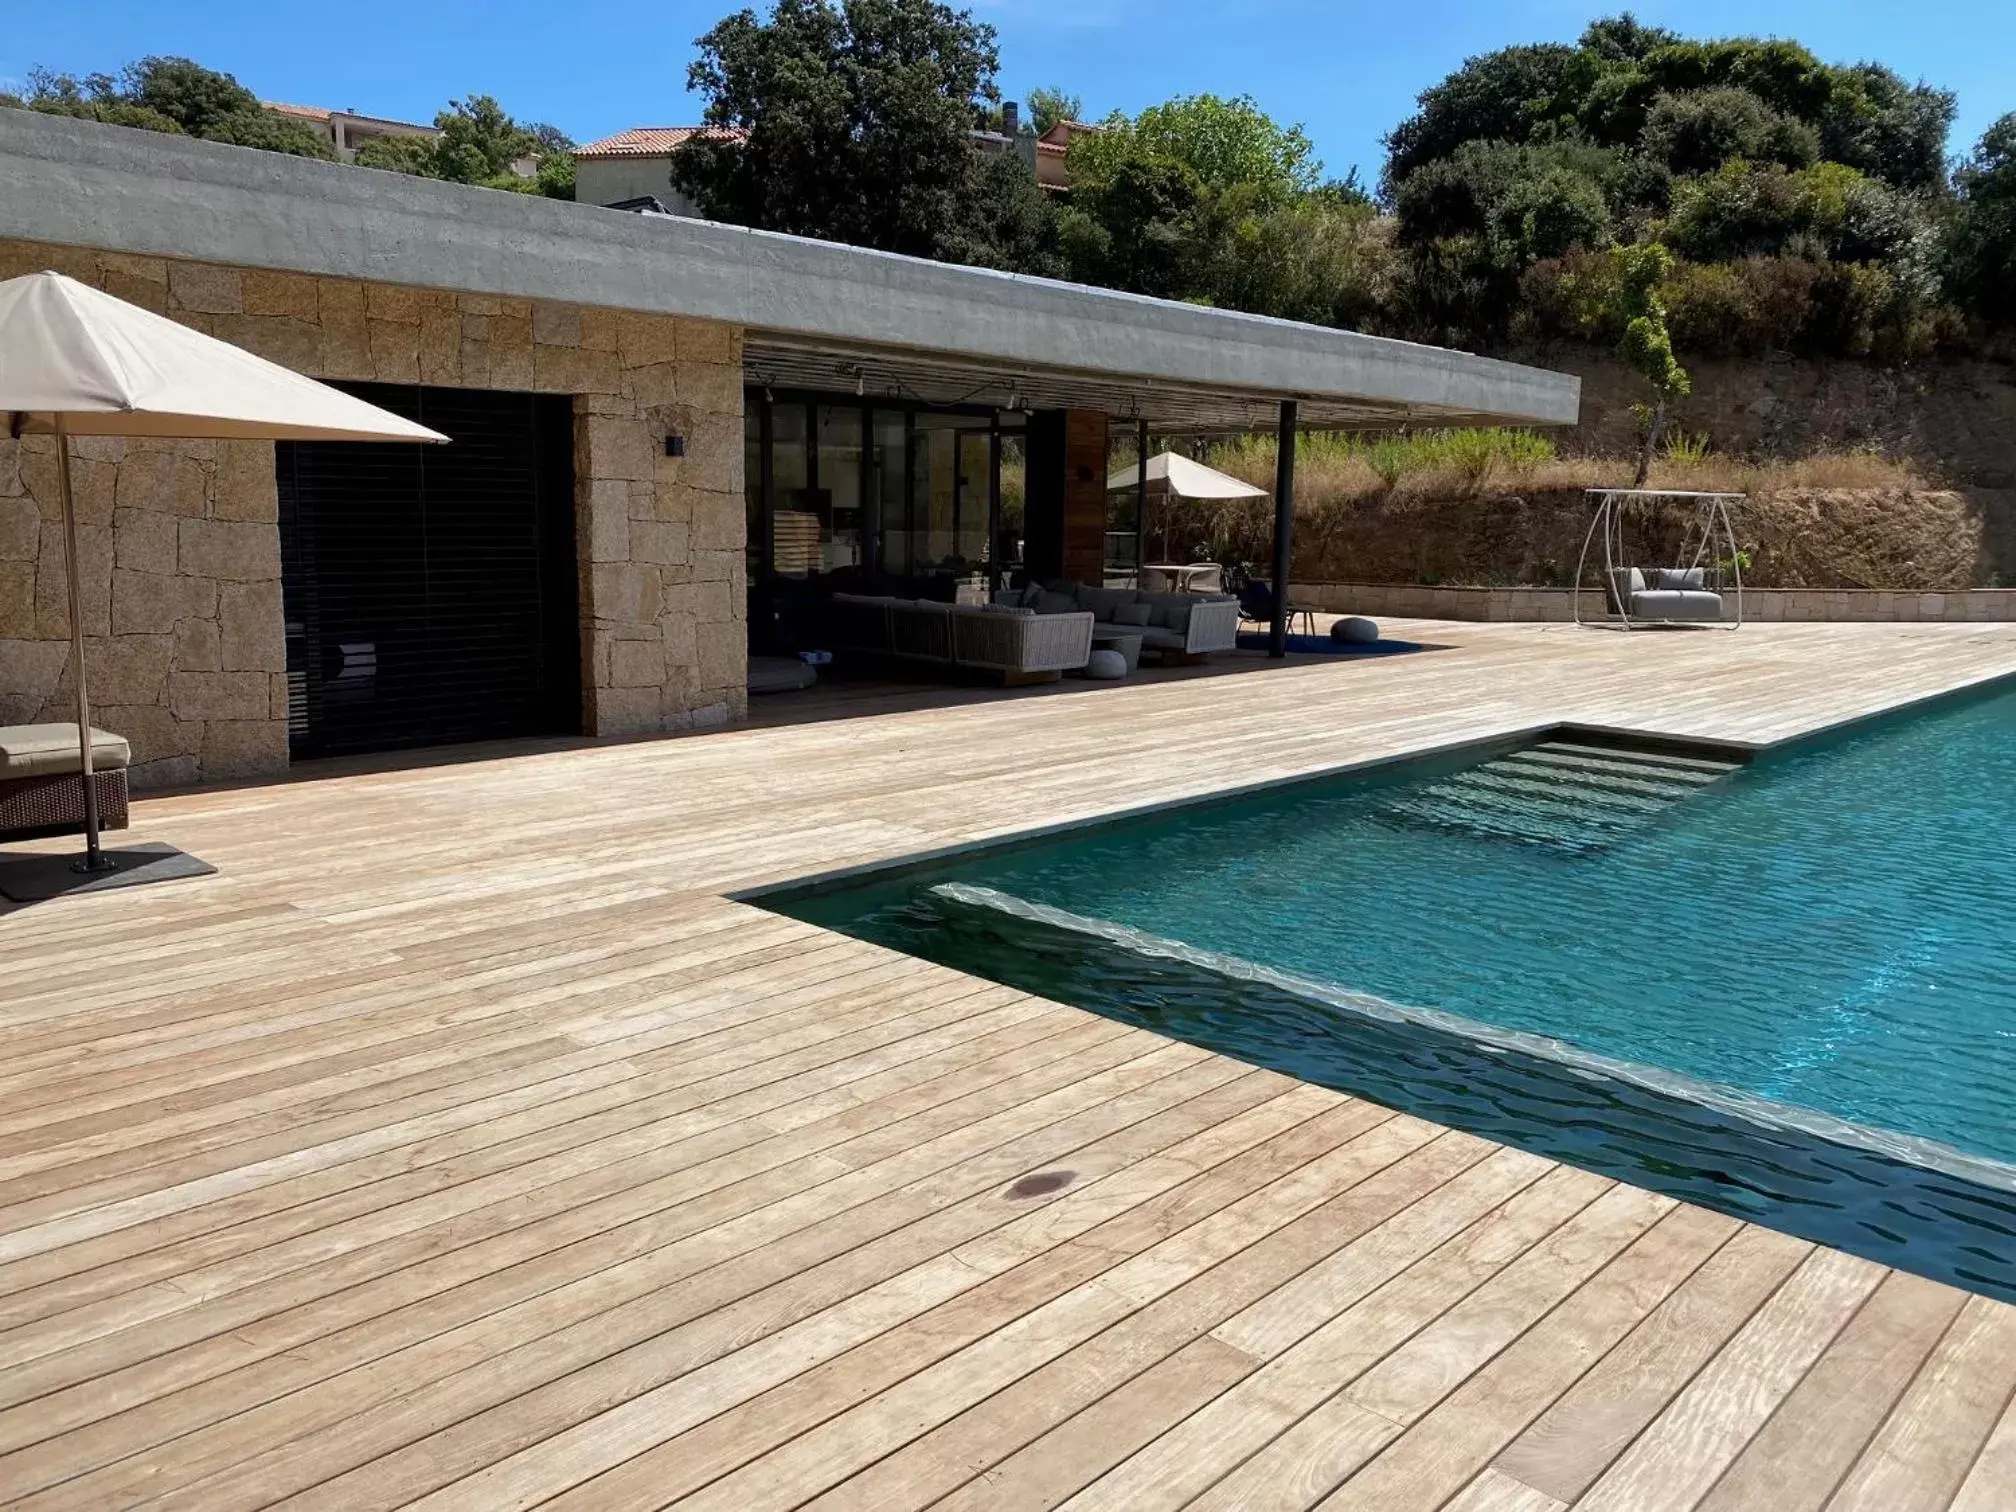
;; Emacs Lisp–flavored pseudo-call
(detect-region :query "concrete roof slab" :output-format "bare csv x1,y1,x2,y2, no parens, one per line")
0,109,1578,429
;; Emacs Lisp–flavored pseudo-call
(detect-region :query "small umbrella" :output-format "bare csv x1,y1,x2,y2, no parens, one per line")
0,271,446,897
1106,450,1269,572
1103,450,1268,501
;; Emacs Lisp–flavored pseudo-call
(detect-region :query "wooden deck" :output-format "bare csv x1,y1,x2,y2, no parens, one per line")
3,620,2015,1511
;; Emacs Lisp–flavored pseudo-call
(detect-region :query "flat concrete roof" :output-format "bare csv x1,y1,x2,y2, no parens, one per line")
0,109,1579,432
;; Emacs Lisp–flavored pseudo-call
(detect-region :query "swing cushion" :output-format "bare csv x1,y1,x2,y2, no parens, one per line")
1632,588,1724,621
1657,567,1707,590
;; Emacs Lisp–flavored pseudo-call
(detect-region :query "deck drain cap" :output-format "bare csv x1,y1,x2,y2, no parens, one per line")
1006,1170,1076,1200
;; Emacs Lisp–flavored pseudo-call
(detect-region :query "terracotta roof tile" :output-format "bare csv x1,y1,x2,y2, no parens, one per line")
575,126,745,159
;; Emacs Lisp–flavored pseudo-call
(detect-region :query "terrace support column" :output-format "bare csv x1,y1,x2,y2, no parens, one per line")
1136,419,1149,582
1270,399,1297,658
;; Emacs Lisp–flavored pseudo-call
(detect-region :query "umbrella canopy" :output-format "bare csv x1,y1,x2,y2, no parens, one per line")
0,271,447,442
0,270,447,893
1105,450,1267,501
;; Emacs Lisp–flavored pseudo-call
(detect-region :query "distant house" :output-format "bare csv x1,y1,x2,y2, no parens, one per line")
572,126,745,216
262,102,439,162
1035,120,1096,193
577,107,1092,219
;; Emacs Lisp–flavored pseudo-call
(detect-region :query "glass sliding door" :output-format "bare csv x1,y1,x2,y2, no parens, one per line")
871,408,908,577
747,387,1018,648
814,404,863,575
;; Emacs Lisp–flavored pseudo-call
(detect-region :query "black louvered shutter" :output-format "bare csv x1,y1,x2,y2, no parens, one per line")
277,384,580,760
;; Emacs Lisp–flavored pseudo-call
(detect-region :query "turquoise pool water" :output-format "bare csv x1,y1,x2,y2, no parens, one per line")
776,681,2016,1298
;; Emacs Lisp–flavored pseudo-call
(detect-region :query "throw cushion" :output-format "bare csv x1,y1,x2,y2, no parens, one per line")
1659,566,1706,590
1077,586,1138,620
1018,582,1045,608
1035,591,1080,616
1150,600,1193,634
1112,602,1153,627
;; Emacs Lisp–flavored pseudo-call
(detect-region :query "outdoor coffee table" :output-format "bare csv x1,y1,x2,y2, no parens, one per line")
1088,627,1144,674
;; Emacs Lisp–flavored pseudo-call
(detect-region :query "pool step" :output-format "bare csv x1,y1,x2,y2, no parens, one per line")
1381,739,1745,853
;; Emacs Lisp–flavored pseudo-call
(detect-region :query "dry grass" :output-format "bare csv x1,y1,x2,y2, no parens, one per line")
1146,433,1966,589
1203,431,1932,506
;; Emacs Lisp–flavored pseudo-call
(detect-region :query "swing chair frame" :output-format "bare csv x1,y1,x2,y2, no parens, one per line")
1574,488,1745,630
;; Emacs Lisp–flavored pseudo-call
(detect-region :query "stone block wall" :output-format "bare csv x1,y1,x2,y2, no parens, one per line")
0,238,747,788
1299,582,2016,624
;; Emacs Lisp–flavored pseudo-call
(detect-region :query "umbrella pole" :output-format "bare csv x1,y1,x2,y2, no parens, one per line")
54,417,109,874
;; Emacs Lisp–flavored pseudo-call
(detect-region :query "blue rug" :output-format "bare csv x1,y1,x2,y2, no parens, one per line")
1235,632,1425,656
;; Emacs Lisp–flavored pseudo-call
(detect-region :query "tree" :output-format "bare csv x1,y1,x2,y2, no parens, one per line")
353,95,571,198
672,0,1052,269
15,57,334,158
1383,44,1580,190
1058,154,1203,299
1607,243,1690,485
1640,87,1819,176
199,107,339,159
16,68,185,135
1944,114,2016,327
1074,94,1317,210
1027,86,1081,135
121,55,260,137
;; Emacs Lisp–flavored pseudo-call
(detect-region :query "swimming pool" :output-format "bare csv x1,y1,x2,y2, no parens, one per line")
770,681,2016,1300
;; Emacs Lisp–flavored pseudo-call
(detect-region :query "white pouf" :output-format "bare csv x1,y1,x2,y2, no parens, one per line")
1085,649,1128,680
1331,616,1380,645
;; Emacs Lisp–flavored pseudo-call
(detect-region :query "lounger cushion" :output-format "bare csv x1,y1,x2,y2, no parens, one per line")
1112,602,1153,627
0,724,132,777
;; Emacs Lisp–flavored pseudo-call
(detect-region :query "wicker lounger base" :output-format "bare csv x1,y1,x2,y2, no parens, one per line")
0,770,131,841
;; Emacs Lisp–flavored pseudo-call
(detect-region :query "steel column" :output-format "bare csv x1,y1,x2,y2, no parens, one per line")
1269,400,1297,658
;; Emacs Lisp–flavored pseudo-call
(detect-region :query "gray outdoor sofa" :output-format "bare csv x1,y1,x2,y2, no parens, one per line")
996,582,1243,661
1609,567,1726,623
827,594,1095,682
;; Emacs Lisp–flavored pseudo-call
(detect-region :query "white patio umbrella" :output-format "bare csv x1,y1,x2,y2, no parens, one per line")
1107,450,1269,578
0,271,446,895
1104,450,1268,501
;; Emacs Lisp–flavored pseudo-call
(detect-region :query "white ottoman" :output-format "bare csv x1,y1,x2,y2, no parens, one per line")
1331,616,1380,645
1085,648,1129,680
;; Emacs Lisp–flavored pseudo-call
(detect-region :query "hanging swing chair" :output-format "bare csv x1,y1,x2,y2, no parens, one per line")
1573,489,1745,629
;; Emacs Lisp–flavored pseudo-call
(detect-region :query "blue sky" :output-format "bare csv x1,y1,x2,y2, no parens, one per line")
6,1,2011,181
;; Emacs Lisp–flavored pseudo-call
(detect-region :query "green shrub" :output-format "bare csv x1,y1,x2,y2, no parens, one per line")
1640,87,1819,175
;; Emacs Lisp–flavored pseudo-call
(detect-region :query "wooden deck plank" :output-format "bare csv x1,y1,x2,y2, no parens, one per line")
1493,1222,1814,1503
1822,1296,2016,1512
0,623,2010,1512
1568,1247,1887,1512
1695,1269,1968,1512
1313,1203,1741,1511
535,1090,1375,1512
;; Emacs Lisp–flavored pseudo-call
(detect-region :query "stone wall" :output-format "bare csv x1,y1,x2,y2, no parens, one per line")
0,238,747,789
1299,582,2016,624
1505,346,2016,582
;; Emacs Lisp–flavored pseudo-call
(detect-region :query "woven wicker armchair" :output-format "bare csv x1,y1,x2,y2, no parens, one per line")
948,605,1094,677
